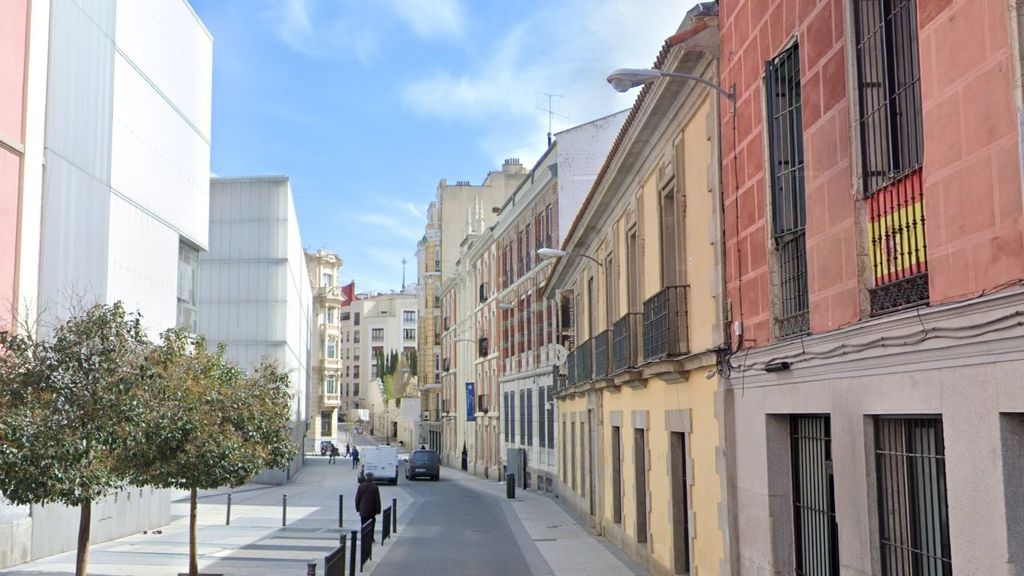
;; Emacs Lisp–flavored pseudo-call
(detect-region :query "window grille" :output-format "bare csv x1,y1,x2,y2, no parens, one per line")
791,416,840,575
854,0,929,314
875,417,951,575
766,43,809,337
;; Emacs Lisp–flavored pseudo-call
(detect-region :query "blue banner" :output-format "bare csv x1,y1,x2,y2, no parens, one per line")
466,382,476,422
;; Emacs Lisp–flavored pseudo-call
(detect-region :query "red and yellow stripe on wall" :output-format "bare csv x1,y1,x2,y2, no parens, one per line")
867,170,927,285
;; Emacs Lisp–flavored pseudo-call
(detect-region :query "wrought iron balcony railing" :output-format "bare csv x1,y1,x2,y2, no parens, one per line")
593,330,611,379
566,349,577,388
576,338,593,384
612,313,642,373
642,285,690,362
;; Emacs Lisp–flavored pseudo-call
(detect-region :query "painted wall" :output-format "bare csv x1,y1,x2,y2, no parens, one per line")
199,177,312,484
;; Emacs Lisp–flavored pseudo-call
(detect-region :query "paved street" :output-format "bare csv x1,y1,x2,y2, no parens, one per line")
0,432,644,576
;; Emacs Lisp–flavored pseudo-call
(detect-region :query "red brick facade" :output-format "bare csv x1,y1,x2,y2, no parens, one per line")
721,0,1024,347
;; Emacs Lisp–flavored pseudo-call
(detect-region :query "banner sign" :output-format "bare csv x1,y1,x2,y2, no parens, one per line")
466,382,476,422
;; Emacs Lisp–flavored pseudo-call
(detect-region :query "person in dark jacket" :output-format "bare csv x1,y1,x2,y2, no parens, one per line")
355,472,382,542
351,446,360,469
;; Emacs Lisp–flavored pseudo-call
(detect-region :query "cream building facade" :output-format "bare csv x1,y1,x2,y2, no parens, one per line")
306,249,346,446
544,8,731,575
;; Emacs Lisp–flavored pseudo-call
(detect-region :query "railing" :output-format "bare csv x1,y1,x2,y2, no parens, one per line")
576,338,593,384
642,285,689,362
321,393,340,406
360,518,373,569
324,532,348,576
566,350,577,388
593,330,611,379
612,313,642,373
381,506,392,544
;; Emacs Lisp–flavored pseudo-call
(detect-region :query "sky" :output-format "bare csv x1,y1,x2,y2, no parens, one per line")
189,0,694,293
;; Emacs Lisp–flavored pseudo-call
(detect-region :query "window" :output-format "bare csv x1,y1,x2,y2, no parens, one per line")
504,391,510,442
353,312,361,326
403,310,416,323
327,337,337,359
434,295,441,309
353,381,360,396
612,425,622,524
571,422,577,491
403,328,416,341
326,374,337,394
634,428,648,543
322,273,332,287
539,387,546,448
518,389,526,445
341,311,350,321
176,241,199,332
345,365,350,377
546,386,554,449
327,308,335,324
372,328,384,342
526,388,533,447
791,416,838,575
875,417,951,575
509,392,516,442
766,43,809,338
853,0,928,314
353,365,360,378
561,419,567,483
320,411,332,436
353,331,360,343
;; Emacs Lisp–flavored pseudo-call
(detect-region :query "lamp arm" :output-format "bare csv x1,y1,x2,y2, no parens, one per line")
566,251,603,267
659,71,735,100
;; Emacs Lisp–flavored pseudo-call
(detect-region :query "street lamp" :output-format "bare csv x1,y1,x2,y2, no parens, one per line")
606,68,736,102
537,247,602,267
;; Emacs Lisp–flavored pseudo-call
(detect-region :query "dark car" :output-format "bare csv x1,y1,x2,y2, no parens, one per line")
405,449,440,481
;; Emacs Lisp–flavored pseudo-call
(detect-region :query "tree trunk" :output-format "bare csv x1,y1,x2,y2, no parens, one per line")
75,499,91,576
189,487,199,576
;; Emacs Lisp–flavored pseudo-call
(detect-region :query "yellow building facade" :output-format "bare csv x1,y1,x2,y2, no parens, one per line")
545,14,731,575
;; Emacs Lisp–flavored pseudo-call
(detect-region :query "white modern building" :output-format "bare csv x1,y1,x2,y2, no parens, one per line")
6,0,213,564
198,177,313,484
340,288,418,441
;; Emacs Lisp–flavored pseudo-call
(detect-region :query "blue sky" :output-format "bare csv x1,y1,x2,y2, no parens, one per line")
190,0,692,292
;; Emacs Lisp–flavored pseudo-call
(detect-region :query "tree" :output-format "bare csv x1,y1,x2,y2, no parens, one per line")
133,329,296,576
0,303,151,576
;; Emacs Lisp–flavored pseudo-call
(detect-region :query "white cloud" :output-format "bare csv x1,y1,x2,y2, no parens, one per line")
385,0,464,38
352,210,424,242
401,0,693,164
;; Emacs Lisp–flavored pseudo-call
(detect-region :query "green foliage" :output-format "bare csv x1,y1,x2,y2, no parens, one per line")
408,349,417,374
0,303,150,507
132,328,296,490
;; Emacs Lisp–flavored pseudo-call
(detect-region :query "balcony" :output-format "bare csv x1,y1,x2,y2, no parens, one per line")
593,330,611,379
320,393,340,407
642,285,689,362
612,313,642,373
566,350,576,388
576,338,593,384
478,337,488,358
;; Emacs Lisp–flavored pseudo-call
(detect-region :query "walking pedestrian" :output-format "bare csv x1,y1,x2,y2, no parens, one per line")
351,446,360,469
345,443,351,458
329,444,338,464
354,472,381,543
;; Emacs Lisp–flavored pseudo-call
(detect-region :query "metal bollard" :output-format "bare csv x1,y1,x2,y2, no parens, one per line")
391,498,397,534
348,530,358,576
226,493,232,525
306,561,317,576
506,473,516,499
339,494,343,528
282,494,287,527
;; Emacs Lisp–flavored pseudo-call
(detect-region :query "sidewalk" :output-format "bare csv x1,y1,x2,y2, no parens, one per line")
439,466,648,576
0,455,411,576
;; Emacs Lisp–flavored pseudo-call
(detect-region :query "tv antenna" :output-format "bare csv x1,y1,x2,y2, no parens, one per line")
536,92,567,146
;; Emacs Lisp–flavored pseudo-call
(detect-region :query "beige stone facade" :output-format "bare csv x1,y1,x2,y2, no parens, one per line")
305,249,346,445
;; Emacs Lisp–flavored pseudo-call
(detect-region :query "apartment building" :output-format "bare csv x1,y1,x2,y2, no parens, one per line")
306,249,347,446
496,112,627,493
417,160,528,454
341,288,418,439
719,0,1024,573
198,177,312,484
545,6,729,573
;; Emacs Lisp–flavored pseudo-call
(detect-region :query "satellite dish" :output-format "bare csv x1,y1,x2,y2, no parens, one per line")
551,344,568,365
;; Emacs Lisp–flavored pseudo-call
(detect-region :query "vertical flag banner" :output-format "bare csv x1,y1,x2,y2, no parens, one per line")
466,382,476,422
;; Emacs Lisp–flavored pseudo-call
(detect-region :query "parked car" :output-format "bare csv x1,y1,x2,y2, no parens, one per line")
405,449,439,481
359,445,399,484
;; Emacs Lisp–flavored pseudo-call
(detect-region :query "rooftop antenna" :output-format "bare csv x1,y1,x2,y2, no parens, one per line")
536,92,567,146
401,257,407,291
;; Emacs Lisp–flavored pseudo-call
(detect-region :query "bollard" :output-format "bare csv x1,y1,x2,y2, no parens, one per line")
506,473,516,499
391,498,397,534
306,561,317,576
282,494,287,527
339,494,343,528
226,493,232,526
348,530,358,576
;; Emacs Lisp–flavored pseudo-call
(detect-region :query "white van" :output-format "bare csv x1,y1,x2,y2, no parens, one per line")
359,445,399,484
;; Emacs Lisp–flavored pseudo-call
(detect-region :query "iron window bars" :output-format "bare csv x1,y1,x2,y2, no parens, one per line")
766,43,810,337
791,415,840,575
853,0,928,314
642,285,690,361
875,417,952,576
